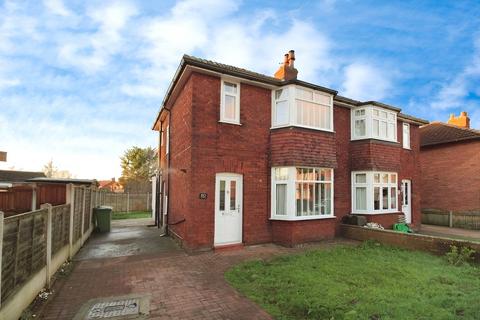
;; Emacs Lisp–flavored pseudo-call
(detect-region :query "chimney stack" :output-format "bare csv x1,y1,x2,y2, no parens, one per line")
274,50,298,81
447,111,470,128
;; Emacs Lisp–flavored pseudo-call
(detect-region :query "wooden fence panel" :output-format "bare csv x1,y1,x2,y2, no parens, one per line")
84,190,91,232
1,209,47,304
51,204,70,255
422,209,480,230
96,192,151,212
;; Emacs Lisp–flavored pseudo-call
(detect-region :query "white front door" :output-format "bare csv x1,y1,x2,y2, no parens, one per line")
215,173,243,246
401,179,411,223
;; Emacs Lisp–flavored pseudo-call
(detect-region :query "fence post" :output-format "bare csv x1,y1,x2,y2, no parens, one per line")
81,187,86,245
449,210,453,228
0,211,4,307
147,192,150,211
127,193,130,213
42,204,53,289
69,186,75,259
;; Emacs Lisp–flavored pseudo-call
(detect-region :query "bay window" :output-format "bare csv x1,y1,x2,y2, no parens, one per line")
271,167,334,220
351,106,397,142
272,85,333,131
352,171,398,214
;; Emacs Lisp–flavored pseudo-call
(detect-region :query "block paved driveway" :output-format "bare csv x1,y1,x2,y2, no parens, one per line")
38,219,354,319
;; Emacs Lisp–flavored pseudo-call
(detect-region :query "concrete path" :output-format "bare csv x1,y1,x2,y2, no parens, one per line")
38,219,355,319
420,224,480,242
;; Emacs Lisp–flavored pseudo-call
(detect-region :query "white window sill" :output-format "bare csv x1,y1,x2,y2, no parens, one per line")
351,211,398,215
402,147,411,150
219,120,242,126
351,137,398,143
271,124,334,133
270,215,336,221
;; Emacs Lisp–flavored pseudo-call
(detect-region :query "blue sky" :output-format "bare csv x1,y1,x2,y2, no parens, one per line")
0,0,479,179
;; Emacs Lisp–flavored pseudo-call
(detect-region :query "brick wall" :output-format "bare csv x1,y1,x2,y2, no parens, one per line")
271,219,337,246
166,75,194,242
420,140,480,212
187,73,272,249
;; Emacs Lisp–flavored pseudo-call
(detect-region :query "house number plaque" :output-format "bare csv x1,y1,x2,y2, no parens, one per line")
199,193,208,200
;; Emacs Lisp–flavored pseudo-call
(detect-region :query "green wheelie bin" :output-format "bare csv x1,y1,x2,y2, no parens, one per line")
94,206,113,232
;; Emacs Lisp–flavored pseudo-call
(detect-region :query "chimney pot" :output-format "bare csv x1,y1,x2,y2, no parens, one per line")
274,50,298,81
447,111,470,129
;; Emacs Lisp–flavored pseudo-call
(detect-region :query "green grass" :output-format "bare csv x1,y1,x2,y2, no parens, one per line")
226,242,480,320
111,211,152,220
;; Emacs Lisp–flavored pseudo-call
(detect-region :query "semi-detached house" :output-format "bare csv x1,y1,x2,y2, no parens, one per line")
152,51,428,250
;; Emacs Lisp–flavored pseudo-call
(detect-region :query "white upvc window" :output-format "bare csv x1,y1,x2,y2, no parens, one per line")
351,171,398,214
402,122,411,149
220,80,240,124
351,106,397,142
272,85,333,131
271,167,334,220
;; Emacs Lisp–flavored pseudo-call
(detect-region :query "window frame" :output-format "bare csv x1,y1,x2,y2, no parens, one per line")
220,79,241,125
271,85,334,132
351,171,398,214
351,106,397,142
271,166,335,221
402,122,411,149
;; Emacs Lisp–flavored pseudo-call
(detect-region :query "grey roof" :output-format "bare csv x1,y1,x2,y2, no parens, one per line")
0,170,45,183
420,122,480,147
153,54,429,127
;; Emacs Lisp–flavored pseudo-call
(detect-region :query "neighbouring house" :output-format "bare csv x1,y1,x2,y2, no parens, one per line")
152,51,428,250
0,170,96,216
420,112,480,215
98,178,124,193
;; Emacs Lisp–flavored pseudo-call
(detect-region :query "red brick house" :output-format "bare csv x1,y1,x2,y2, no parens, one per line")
98,178,124,193
152,51,428,250
420,112,480,214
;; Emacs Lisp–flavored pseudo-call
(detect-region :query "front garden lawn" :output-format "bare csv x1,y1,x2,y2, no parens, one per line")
112,211,152,220
226,242,480,320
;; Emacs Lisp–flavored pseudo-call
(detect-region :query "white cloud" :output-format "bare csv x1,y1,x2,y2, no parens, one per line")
43,0,72,17
57,1,138,73
341,63,392,101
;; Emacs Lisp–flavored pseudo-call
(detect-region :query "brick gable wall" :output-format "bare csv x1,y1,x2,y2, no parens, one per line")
420,140,480,212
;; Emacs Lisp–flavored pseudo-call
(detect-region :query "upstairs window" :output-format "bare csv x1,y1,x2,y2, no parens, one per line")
351,106,397,142
272,85,333,131
402,123,410,149
220,80,240,124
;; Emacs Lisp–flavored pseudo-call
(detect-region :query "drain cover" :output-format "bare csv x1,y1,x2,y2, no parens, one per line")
86,298,140,319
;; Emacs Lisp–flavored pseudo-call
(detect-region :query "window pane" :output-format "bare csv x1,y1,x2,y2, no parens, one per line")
388,113,395,121
373,119,379,136
356,187,367,210
374,187,380,210
374,173,380,183
355,109,365,116
296,183,302,216
382,174,389,183
380,121,387,138
382,187,389,209
275,101,289,125
275,89,288,100
315,92,331,105
373,109,379,116
322,183,332,215
224,82,237,94
355,173,366,183
230,180,236,210
380,111,387,118
390,187,397,209
388,123,395,140
390,174,397,184
296,168,303,180
355,119,366,136
219,180,225,211
296,87,313,101
275,167,289,180
276,184,287,215
306,168,314,180
323,169,332,181
308,183,314,214
302,183,309,215
224,95,236,120
321,105,330,129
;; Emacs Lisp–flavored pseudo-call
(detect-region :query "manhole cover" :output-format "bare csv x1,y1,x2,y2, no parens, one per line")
86,298,140,319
